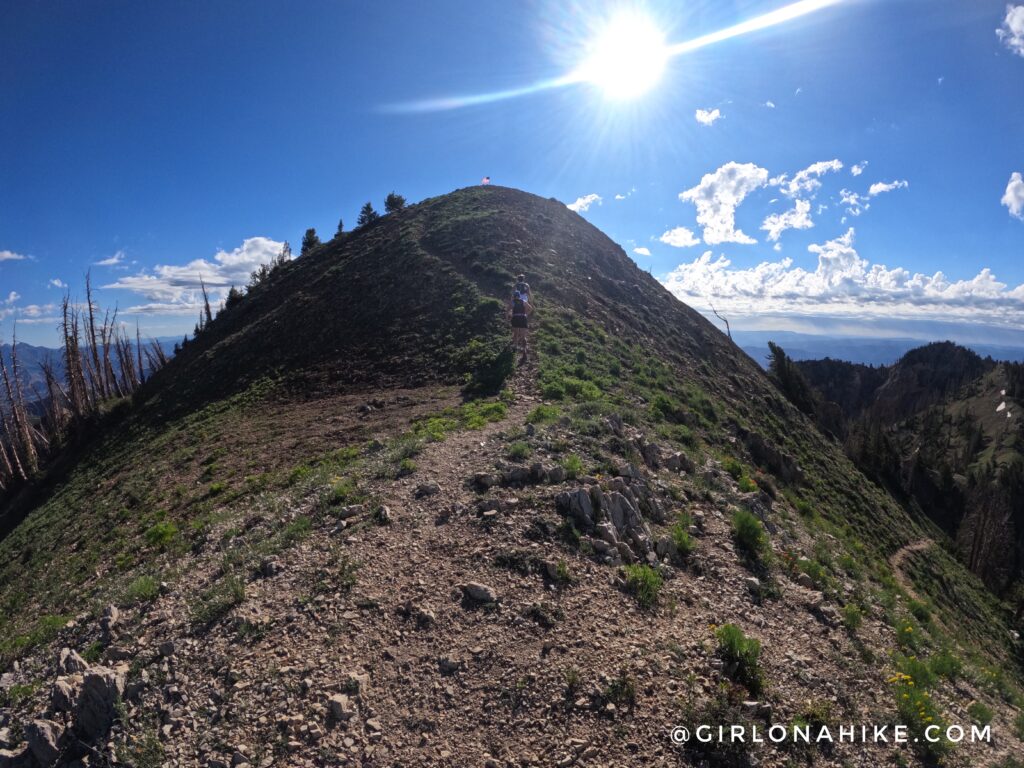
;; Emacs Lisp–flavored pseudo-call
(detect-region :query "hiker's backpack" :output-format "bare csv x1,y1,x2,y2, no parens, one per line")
513,282,530,314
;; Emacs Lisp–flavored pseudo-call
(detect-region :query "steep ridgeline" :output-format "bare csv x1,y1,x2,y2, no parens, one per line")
1,187,1023,767
796,344,1024,594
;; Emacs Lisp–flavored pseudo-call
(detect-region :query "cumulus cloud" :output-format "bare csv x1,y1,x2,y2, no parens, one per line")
868,179,909,196
661,228,1024,328
658,226,701,248
0,250,27,262
771,159,843,198
567,193,602,213
103,236,287,314
761,199,813,241
95,250,126,267
48,278,66,289
695,108,722,126
997,4,1024,56
1002,171,1024,219
0,300,60,325
680,162,769,245
764,101,776,109
633,247,651,257
851,162,867,177
615,194,626,200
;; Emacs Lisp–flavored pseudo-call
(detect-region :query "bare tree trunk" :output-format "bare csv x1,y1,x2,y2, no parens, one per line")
0,332,37,473
0,436,15,485
62,295,90,422
0,411,27,481
85,272,107,400
136,322,145,384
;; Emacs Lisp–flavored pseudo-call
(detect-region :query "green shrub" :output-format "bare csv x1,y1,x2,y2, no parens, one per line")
890,662,950,760
623,564,662,610
82,640,104,664
125,575,160,604
1015,711,1024,740
527,404,560,424
541,380,567,400
894,653,936,689
397,458,416,476
507,442,532,461
723,458,744,480
459,339,515,396
737,476,758,493
144,521,178,549
967,701,994,726
671,513,695,558
461,400,508,428
191,575,245,627
327,477,364,506
928,648,962,681
602,668,637,711
894,616,921,652
716,623,764,694
841,603,863,632
650,393,685,423
907,599,932,626
732,508,768,562
281,516,312,546
561,454,584,480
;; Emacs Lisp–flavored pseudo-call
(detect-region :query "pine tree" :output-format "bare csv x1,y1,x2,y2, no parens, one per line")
356,202,379,228
335,217,345,238
384,192,406,214
225,286,244,310
301,228,321,257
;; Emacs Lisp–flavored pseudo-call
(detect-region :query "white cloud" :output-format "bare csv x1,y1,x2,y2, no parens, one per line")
95,250,126,267
0,250,27,262
851,162,867,177
680,162,769,245
4,292,18,304
615,194,626,200
661,228,1024,328
658,226,701,248
771,159,843,198
868,179,909,196
695,108,722,126
103,236,287,314
761,199,814,241
633,247,651,257
48,278,66,289
997,4,1024,56
840,189,868,217
1002,171,1024,219
567,193,602,213
764,101,776,109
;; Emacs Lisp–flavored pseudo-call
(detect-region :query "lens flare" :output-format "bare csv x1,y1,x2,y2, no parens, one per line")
383,0,845,113
575,12,670,99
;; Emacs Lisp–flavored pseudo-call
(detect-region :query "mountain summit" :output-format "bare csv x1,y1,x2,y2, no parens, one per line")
1,186,1022,767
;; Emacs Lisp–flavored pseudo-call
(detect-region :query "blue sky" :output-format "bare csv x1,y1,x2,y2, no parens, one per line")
1,0,1023,346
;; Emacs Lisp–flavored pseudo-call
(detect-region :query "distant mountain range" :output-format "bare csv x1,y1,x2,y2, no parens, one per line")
1,339,177,403
735,330,1024,368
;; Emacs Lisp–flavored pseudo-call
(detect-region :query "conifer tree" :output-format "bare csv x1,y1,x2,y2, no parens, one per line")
356,202,379,228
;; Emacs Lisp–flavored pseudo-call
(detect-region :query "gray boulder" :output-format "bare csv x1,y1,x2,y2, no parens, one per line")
58,648,89,675
25,719,64,767
74,666,125,739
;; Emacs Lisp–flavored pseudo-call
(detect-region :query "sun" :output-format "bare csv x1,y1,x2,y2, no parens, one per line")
576,12,669,100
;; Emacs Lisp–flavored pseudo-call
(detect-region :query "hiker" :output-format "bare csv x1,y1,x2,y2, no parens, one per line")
509,274,533,361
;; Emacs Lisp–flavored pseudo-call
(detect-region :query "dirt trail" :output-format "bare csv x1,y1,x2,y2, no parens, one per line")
888,538,934,603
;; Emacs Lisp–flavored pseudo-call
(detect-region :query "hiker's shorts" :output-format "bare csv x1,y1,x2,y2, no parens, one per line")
511,315,528,329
